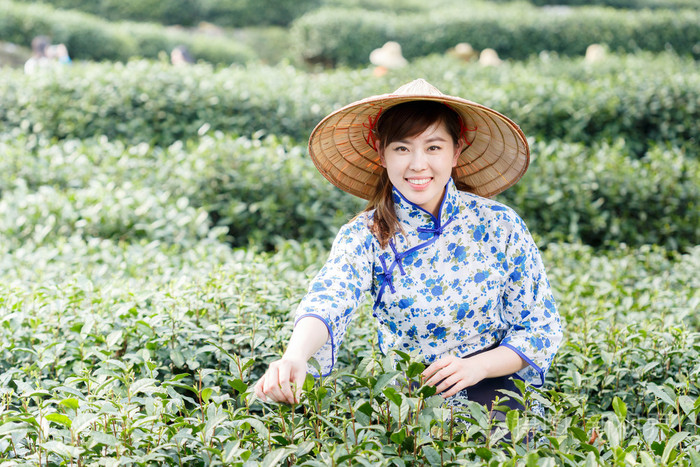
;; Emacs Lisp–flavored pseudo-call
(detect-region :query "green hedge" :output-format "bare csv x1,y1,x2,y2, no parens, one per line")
1,53,698,153
1,133,697,251
1,230,698,462
506,0,700,9
501,139,699,251
11,0,320,27
0,0,256,64
290,4,700,66
0,134,363,250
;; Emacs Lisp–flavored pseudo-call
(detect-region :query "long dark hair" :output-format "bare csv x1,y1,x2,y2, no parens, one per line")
358,101,463,248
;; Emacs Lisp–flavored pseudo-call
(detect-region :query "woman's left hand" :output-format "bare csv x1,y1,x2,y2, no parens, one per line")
421,347,527,398
421,355,488,398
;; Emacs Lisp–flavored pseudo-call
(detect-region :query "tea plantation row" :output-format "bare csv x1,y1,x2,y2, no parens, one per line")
1,132,697,252
3,0,699,65
291,3,700,66
0,0,257,64
0,230,697,464
8,0,319,28
2,52,698,154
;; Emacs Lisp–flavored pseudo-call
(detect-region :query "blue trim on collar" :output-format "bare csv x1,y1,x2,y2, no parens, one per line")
372,181,460,311
392,178,459,229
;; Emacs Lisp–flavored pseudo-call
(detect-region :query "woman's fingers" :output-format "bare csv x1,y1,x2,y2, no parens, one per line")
422,357,449,379
440,379,469,398
256,358,307,404
276,366,298,404
422,356,477,397
253,378,267,401
422,356,457,386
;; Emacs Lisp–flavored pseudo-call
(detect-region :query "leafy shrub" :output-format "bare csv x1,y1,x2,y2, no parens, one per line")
176,135,364,249
290,4,700,66
543,242,700,414
0,52,698,151
0,232,697,463
501,139,700,251
504,0,700,9
0,134,363,250
0,0,256,64
198,0,321,28
10,0,320,27
0,133,697,251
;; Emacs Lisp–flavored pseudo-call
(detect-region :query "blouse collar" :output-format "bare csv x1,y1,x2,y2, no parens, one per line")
392,178,461,232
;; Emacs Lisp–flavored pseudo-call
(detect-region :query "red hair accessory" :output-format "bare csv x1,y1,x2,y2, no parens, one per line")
444,103,476,148
363,108,383,152
459,116,477,148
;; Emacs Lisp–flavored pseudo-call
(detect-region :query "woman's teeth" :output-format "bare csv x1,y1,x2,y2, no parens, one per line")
408,178,431,185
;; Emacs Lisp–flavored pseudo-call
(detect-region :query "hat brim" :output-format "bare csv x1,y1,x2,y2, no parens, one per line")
308,88,529,200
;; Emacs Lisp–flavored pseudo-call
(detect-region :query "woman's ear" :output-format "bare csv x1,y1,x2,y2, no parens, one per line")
452,140,463,167
378,145,386,167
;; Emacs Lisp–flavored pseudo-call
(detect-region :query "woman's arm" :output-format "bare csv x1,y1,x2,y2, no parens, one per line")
254,316,329,404
421,346,527,398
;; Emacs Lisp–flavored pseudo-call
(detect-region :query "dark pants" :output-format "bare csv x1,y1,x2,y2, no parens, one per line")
466,373,524,411
439,343,524,411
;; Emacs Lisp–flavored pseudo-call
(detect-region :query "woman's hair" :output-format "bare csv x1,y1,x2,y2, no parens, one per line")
358,100,464,248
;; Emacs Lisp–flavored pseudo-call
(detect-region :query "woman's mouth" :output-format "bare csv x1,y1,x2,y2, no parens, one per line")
406,177,432,189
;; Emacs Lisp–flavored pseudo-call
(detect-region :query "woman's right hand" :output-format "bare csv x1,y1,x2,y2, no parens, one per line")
254,356,308,404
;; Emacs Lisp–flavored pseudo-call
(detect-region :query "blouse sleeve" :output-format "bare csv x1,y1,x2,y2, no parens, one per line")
498,215,563,387
294,220,373,377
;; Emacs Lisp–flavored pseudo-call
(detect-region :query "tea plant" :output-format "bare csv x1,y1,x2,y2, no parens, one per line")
0,235,697,464
1,52,698,149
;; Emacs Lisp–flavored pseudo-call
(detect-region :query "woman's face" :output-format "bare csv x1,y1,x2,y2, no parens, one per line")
379,121,462,218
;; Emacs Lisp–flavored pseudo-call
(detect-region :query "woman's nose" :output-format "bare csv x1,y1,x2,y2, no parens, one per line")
409,151,428,171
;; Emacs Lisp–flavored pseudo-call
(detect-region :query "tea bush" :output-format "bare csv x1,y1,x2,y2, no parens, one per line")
290,4,700,66
0,134,363,250
0,233,697,464
502,139,700,250
514,0,699,9
0,0,257,64
1,132,696,251
10,0,321,27
1,52,698,152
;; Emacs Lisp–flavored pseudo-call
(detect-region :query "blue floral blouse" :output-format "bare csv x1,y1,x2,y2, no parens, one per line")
295,178,563,389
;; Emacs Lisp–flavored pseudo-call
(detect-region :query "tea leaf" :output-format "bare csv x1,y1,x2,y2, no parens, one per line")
662,432,690,464
45,413,72,428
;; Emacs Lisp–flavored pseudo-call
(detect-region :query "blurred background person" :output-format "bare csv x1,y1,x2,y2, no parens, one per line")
171,45,194,66
24,35,51,74
47,43,72,65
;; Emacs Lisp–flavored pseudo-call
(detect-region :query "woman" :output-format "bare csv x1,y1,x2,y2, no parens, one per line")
254,79,563,411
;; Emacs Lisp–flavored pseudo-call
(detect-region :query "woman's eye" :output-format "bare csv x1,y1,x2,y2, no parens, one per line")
428,145,441,151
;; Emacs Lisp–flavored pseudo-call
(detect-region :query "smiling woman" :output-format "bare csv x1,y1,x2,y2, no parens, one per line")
377,102,462,219
254,79,563,417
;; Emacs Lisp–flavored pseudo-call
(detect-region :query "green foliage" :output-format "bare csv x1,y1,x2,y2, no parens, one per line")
11,0,320,27
0,133,363,250
290,3,700,66
0,231,697,463
1,131,696,251
505,0,700,9
500,139,700,250
0,0,257,64
198,0,322,28
1,52,698,153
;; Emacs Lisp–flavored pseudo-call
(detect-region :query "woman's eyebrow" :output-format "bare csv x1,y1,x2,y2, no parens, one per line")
425,136,448,143
392,136,448,144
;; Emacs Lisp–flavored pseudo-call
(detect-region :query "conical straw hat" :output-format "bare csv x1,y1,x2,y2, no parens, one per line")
369,41,408,69
308,79,529,200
